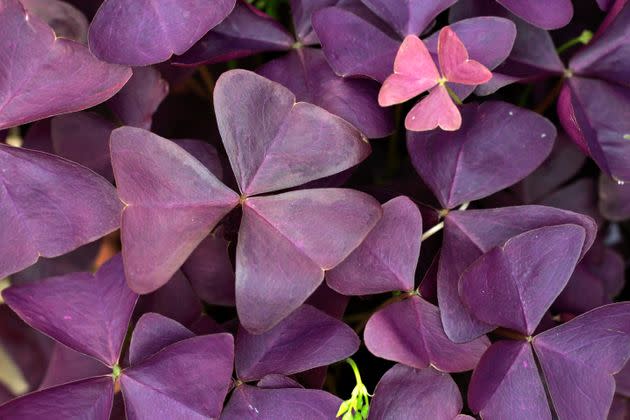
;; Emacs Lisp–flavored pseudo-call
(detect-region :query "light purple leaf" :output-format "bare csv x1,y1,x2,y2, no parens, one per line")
370,364,463,420
214,69,371,195
496,0,573,29
236,189,381,333
110,127,239,294
468,340,551,419
121,334,234,420
438,206,597,342
533,303,630,420
0,376,114,420
2,254,138,366
407,101,555,209
327,196,422,295
50,112,116,181
0,0,131,129
365,296,490,372
88,0,236,66
312,6,400,82
258,47,394,139
39,343,110,389
107,66,168,130
236,304,359,381
173,0,293,66
459,225,586,336
222,385,342,419
20,0,88,42
128,313,195,366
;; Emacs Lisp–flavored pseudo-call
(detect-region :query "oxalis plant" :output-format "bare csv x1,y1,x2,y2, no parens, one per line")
0,0,629,419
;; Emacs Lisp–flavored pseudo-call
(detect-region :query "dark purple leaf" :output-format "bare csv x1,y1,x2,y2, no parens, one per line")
257,374,303,389
459,225,586,335
365,296,489,372
0,376,114,420
361,0,457,38
496,0,573,29
20,0,88,42
39,343,110,389
235,304,359,381
120,334,234,420
407,101,556,209
237,189,381,333
2,254,138,366
110,127,239,293
258,47,394,138
222,384,341,419
214,69,371,195
128,313,195,366
304,283,350,320
88,0,236,66
172,139,224,180
599,174,630,221
370,364,464,420
0,0,131,129
438,205,596,342
327,196,422,295
533,303,630,420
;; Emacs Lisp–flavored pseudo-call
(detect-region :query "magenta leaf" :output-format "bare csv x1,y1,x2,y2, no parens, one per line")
235,304,359,381
120,334,234,420
222,384,341,419
88,0,236,66
438,206,596,342
407,101,555,209
327,196,422,295
0,0,131,129
0,376,114,420
128,313,195,366
214,69,371,196
110,127,239,294
370,364,465,420
237,189,381,333
459,225,586,336
468,340,551,419
365,296,489,372
533,303,630,420
20,0,88,42
2,254,138,366
0,143,121,279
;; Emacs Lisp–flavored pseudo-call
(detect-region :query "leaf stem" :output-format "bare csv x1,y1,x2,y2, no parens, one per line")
444,84,463,105
421,201,470,242
556,30,593,54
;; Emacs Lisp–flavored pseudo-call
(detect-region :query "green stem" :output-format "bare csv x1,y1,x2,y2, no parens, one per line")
346,358,363,386
444,84,463,105
556,30,593,54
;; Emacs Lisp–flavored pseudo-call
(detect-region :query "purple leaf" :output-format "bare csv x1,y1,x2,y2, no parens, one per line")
496,0,573,29
0,376,114,420
365,296,489,372
110,127,239,293
599,174,630,221
214,69,371,195
312,6,400,82
107,66,169,130
290,0,338,45
305,283,350,320
88,0,236,66
468,340,551,419
361,0,457,38
181,229,235,306
570,3,629,87
257,374,303,389
438,206,597,342
173,0,293,66
236,188,381,333
20,0,88,42
459,225,586,336
2,254,138,366
222,384,341,419
235,304,359,381
128,313,195,366
50,112,116,181
172,139,224,179
560,77,630,182
407,101,555,209
616,362,630,397
370,364,464,420
39,343,110,389
120,334,234,420
258,47,394,139
0,0,131,129
327,196,422,295
533,303,630,420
